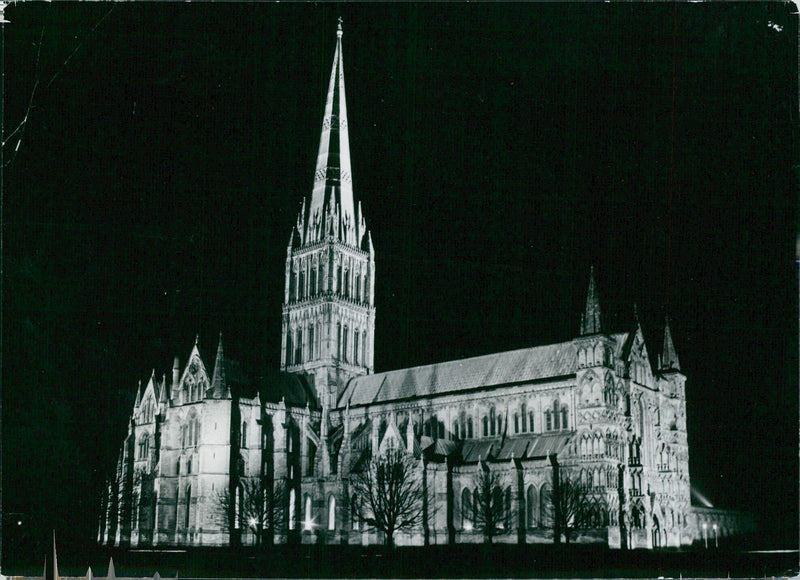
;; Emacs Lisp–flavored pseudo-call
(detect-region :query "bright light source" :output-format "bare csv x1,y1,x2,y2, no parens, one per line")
17,520,22,526
703,523,708,530
713,524,717,530
464,522,473,532
304,518,314,531
248,517,257,527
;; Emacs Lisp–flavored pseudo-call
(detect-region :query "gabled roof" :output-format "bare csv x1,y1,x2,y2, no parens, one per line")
256,370,318,409
338,341,577,407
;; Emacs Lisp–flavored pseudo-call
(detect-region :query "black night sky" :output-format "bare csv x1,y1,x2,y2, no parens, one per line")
3,2,797,566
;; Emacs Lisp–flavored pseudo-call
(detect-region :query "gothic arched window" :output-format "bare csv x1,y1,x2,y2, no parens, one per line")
529,411,535,432
288,488,296,530
539,483,551,527
295,329,302,365
545,410,552,431
308,324,315,360
354,329,360,365
521,404,527,432
482,416,489,437
467,417,474,438
492,487,503,529
362,330,367,364
490,408,496,436
336,322,341,360
343,325,349,362
526,485,537,528
553,400,561,430
298,269,305,301
304,495,313,530
461,488,472,529
310,266,317,298
186,485,193,530
241,422,248,448
328,496,336,531
561,405,569,430
286,330,293,367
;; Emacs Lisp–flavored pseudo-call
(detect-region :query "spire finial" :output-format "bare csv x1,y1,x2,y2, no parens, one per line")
661,315,681,371
195,333,200,346
337,16,343,38
580,265,603,335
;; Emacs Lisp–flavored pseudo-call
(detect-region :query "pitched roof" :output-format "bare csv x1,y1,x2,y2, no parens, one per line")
494,432,573,461
461,439,500,463
338,341,577,407
256,370,318,409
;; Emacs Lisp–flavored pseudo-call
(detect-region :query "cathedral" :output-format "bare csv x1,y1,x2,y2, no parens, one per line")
99,21,749,551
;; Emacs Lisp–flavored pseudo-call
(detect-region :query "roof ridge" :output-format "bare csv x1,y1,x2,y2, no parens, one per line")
363,340,576,379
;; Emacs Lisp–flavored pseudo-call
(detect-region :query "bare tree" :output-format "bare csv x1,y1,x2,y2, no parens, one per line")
216,477,287,546
351,447,423,549
544,473,594,544
471,462,507,544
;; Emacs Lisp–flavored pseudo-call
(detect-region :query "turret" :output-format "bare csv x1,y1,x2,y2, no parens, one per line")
580,265,603,336
172,356,180,394
659,317,681,372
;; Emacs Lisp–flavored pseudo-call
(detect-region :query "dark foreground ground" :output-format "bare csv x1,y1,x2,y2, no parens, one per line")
3,538,799,579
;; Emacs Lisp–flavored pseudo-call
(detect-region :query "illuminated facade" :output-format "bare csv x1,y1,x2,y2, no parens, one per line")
99,21,752,551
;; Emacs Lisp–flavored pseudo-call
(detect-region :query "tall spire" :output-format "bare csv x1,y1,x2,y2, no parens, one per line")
661,317,681,371
211,331,229,398
580,265,603,335
306,17,359,246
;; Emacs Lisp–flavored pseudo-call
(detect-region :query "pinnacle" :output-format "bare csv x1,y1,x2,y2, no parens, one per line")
580,266,603,335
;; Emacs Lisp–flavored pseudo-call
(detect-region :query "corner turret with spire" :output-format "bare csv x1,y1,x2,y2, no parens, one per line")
657,315,686,401
574,266,616,412
281,18,376,408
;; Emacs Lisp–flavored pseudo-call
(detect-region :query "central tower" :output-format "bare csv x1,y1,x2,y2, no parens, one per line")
281,19,375,408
